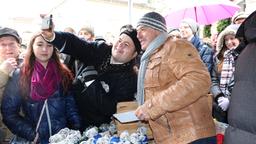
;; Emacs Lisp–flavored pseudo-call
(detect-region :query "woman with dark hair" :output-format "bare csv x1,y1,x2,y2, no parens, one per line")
1,33,80,143
210,24,241,123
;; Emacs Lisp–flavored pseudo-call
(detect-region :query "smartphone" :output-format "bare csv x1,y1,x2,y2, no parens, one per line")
41,14,53,30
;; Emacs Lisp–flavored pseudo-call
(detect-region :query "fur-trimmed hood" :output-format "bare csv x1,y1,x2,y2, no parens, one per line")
216,24,240,57
236,10,256,43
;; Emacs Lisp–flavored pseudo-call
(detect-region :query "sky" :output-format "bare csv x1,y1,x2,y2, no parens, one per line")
1,0,66,31
1,0,62,19
1,0,242,41
0,0,150,44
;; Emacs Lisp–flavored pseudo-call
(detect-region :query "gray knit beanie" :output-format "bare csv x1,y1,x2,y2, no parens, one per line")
137,12,167,33
232,11,249,24
181,18,199,35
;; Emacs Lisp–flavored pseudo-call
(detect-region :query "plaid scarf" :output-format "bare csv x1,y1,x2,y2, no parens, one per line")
220,49,235,96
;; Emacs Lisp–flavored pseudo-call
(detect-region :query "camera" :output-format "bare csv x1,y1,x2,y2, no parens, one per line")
41,14,53,30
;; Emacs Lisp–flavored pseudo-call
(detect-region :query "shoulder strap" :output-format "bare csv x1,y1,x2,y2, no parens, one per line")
35,100,52,135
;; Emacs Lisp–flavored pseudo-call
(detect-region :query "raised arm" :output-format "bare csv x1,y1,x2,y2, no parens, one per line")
42,30,110,66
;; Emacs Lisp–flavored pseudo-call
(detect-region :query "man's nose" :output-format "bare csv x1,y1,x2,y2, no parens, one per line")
6,45,14,50
118,42,124,49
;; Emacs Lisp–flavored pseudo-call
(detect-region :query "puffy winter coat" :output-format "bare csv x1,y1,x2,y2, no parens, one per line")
1,69,80,143
0,58,23,141
191,35,214,72
224,10,256,144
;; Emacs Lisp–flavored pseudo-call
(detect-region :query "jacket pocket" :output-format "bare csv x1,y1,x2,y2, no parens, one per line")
145,57,161,88
156,114,171,134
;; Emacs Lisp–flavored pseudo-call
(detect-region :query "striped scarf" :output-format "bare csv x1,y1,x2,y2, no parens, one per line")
220,49,235,96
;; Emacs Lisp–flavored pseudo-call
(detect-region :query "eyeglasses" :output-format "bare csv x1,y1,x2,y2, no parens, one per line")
0,42,18,49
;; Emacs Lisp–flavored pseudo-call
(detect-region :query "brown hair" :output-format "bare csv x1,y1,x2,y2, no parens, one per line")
20,33,73,98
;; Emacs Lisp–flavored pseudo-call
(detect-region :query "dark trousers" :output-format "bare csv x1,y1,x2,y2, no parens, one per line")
190,136,216,144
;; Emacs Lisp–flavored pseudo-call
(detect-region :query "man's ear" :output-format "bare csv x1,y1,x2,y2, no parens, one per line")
132,51,138,59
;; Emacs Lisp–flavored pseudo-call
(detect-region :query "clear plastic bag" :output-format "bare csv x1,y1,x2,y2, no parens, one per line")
214,119,229,134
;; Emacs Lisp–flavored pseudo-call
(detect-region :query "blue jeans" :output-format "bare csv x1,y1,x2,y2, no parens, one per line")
190,136,216,144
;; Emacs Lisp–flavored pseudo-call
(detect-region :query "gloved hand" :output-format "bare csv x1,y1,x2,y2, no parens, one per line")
215,93,225,103
218,97,230,111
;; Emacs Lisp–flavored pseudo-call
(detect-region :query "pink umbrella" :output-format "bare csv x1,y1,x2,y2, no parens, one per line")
165,0,240,28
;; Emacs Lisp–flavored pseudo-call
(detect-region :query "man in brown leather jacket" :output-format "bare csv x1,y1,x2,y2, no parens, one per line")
135,12,216,144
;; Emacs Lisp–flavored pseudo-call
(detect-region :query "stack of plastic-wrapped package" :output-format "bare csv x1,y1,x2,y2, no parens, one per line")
49,123,148,144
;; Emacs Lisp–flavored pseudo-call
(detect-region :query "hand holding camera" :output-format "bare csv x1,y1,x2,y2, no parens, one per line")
40,14,54,41
41,14,53,30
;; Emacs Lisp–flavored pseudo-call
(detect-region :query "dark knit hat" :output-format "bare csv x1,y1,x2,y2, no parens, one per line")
0,27,21,44
120,28,141,54
137,12,167,33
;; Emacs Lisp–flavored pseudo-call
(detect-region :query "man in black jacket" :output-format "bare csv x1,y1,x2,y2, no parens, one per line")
41,25,141,131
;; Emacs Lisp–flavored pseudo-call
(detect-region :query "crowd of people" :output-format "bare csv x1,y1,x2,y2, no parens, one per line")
0,9,255,144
